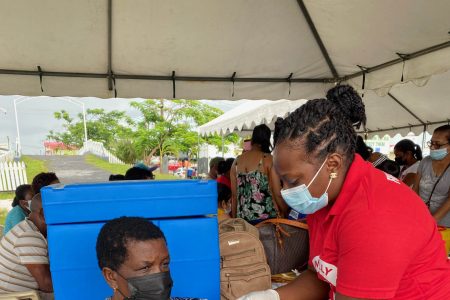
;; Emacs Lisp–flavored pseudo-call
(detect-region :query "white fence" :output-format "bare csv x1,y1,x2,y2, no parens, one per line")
0,151,14,163
78,140,125,165
0,162,28,192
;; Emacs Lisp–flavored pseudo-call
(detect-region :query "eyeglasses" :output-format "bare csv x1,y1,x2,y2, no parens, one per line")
427,141,449,149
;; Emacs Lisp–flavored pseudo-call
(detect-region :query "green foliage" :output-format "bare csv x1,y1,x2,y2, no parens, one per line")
48,100,239,163
0,193,14,200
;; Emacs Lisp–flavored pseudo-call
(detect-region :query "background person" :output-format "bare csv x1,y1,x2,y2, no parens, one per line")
217,158,235,189
414,125,450,227
239,85,450,300
0,193,53,295
208,157,224,180
125,167,155,180
217,183,232,222
3,184,33,234
31,172,60,195
394,139,422,187
96,217,173,300
230,124,288,224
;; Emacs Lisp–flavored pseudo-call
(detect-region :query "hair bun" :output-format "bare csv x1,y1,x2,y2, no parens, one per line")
326,84,366,129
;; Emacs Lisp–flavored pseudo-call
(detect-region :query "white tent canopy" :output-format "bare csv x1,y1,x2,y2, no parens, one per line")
0,0,449,135
198,100,307,136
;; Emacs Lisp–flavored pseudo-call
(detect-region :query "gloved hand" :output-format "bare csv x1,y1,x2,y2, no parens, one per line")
237,289,280,300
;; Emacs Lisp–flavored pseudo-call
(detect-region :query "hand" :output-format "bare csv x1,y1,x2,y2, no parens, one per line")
237,289,280,300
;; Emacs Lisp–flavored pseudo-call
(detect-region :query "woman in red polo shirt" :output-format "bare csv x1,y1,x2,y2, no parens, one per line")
239,85,450,300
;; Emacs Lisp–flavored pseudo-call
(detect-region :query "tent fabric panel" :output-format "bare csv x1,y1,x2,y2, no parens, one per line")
112,0,330,78
306,0,450,76
0,0,107,73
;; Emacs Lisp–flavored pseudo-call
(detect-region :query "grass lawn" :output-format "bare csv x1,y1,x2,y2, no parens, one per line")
84,154,178,180
22,155,48,183
0,208,8,226
0,156,48,200
85,154,130,175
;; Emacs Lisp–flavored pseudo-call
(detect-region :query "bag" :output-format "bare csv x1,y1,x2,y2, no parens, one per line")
219,218,272,300
257,218,309,275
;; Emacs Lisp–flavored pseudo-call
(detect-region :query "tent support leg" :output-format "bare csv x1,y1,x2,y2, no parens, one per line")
107,0,113,91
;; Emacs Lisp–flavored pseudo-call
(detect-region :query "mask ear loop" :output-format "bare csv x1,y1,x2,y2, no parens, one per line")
114,272,136,300
306,157,328,188
324,172,338,194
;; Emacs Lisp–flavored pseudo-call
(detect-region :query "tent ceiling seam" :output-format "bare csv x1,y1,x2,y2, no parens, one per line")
387,92,425,125
296,0,339,79
361,120,448,134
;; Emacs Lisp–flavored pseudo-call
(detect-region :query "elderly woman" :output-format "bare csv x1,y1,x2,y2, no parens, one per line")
96,217,201,300
3,184,33,234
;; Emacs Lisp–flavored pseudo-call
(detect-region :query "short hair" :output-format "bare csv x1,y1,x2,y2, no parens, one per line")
125,167,154,180
109,174,125,181
12,184,32,207
31,172,59,195
375,160,400,178
252,124,272,154
96,217,166,271
209,157,224,169
394,139,423,160
217,183,231,204
217,158,235,175
434,124,450,142
274,85,366,164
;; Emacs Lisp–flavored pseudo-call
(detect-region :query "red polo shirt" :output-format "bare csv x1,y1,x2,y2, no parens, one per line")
308,155,450,299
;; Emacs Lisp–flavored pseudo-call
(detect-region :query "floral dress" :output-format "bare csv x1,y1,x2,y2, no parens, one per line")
236,156,277,223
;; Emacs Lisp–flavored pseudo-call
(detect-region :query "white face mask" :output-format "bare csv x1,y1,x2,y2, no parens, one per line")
281,157,333,214
28,200,32,210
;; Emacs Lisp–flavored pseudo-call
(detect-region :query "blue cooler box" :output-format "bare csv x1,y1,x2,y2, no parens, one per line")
41,180,219,300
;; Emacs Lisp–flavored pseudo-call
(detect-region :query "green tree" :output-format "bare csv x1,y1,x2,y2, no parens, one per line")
47,109,133,149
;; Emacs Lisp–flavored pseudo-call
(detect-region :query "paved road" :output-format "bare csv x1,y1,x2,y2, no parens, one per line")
29,155,112,184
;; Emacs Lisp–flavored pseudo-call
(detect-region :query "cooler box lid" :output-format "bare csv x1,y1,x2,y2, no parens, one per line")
41,180,217,225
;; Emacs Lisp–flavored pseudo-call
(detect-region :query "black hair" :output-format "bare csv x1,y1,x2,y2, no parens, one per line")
375,159,400,178
217,183,231,204
209,157,225,169
96,217,166,271
125,167,154,180
218,158,235,175
252,124,272,154
434,124,450,142
274,85,366,163
109,174,125,181
394,139,423,160
31,172,59,195
12,184,32,207
355,136,373,161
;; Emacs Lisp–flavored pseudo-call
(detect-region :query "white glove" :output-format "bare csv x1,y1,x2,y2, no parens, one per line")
237,289,280,300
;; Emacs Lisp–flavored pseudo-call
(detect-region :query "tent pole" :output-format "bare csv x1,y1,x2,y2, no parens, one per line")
107,0,113,91
296,0,339,79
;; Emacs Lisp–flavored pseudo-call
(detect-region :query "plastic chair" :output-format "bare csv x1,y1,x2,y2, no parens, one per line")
0,290,40,300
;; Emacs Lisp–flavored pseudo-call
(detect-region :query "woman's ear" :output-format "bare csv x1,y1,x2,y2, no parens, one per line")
102,267,118,290
327,153,344,173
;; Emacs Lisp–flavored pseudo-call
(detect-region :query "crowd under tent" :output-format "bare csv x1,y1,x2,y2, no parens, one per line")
0,0,449,137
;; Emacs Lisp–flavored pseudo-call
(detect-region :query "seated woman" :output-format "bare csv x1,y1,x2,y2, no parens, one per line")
394,139,422,188
96,217,200,300
217,183,232,222
3,184,33,234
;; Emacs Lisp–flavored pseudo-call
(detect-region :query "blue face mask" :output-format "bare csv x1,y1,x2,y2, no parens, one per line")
430,148,448,161
281,158,333,215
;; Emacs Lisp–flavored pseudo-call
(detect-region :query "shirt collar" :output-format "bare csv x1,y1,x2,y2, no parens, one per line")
327,154,367,218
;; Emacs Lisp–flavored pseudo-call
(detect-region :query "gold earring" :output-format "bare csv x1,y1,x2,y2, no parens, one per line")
330,172,338,179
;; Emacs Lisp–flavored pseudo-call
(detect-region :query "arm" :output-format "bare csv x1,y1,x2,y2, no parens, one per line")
269,165,289,218
276,269,329,300
402,173,417,189
432,190,450,223
413,172,421,195
230,159,238,218
25,264,53,292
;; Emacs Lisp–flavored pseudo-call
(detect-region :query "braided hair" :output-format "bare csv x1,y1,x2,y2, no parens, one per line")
274,85,366,164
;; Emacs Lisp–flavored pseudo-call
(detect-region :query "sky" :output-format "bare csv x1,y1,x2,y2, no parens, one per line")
0,95,241,155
